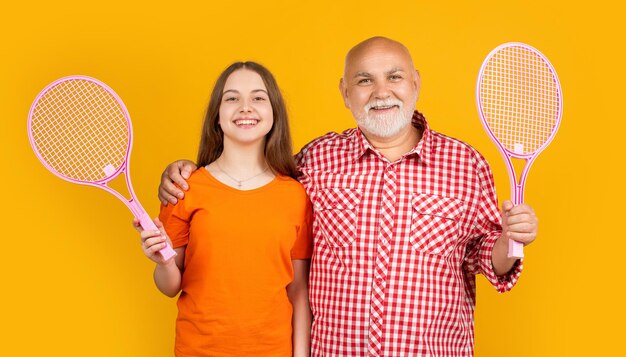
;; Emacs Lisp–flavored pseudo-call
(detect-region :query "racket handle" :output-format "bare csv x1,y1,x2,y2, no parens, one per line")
508,240,524,259
138,213,177,261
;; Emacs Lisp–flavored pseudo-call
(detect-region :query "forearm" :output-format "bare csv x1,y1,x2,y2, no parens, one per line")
289,285,312,357
287,259,312,357
492,233,520,276
153,260,182,297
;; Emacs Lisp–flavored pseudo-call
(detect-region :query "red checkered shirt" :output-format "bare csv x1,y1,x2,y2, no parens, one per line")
296,112,522,357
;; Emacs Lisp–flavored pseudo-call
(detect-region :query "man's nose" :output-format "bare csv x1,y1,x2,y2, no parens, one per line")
372,81,391,99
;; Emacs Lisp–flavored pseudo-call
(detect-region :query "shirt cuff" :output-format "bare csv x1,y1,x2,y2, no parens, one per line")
479,232,523,293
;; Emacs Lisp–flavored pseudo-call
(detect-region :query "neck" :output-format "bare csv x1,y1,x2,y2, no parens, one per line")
363,125,422,162
218,140,267,173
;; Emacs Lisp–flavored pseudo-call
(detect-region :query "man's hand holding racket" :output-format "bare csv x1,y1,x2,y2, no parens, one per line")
493,200,538,275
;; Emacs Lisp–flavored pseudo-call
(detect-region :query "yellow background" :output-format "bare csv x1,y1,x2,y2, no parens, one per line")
1,0,623,355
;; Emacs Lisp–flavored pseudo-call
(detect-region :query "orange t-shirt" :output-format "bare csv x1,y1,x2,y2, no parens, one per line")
159,168,313,357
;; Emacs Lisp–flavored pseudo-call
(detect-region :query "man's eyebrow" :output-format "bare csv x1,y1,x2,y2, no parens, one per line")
386,68,405,75
353,68,406,78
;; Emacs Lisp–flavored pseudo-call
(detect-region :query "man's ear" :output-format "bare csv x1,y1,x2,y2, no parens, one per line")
339,78,350,109
414,70,422,100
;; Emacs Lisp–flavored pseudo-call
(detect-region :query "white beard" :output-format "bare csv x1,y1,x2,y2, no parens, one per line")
355,98,415,138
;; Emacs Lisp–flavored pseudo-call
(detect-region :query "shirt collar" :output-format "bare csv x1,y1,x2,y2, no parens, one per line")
352,111,434,165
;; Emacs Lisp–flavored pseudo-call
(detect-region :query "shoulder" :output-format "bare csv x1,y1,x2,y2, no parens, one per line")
298,129,358,154
270,176,310,205
188,167,209,182
429,130,490,167
295,128,359,167
274,175,307,195
178,168,212,200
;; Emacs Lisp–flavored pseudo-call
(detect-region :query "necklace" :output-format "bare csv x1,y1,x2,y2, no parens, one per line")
215,160,269,189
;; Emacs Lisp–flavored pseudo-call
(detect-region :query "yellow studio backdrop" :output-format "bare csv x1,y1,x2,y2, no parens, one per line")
1,0,623,355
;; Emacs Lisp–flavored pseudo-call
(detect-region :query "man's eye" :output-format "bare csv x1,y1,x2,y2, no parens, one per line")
389,75,402,80
358,78,371,84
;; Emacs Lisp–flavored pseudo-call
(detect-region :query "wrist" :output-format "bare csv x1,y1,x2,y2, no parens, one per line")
156,257,177,269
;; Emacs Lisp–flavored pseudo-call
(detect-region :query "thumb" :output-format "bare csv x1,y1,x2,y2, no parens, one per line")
181,160,198,180
153,217,168,236
502,200,514,213
181,163,193,179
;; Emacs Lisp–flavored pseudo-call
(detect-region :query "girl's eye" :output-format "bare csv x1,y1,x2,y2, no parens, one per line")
254,96,267,101
224,97,237,102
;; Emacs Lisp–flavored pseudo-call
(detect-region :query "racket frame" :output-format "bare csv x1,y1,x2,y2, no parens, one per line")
476,42,563,258
28,75,176,260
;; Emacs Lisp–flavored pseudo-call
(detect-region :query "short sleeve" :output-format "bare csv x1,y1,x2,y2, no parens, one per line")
291,197,313,260
159,201,191,249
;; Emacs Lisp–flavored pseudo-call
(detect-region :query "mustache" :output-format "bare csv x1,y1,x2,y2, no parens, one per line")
363,99,403,112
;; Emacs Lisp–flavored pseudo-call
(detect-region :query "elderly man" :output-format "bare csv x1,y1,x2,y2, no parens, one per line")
158,37,537,356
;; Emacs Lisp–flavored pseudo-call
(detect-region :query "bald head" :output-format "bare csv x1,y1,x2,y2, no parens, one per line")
344,37,416,78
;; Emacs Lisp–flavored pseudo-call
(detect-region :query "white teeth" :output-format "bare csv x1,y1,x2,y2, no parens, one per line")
235,119,258,125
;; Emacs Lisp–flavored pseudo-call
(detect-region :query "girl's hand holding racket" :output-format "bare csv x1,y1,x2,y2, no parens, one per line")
500,200,538,248
133,218,175,265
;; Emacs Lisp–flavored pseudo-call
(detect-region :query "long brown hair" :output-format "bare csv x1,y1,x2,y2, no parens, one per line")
196,62,298,178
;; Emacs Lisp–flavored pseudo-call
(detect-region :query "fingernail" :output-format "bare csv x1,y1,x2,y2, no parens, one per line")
177,192,184,198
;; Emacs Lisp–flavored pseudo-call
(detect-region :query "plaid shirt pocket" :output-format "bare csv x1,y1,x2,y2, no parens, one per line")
410,193,465,257
313,188,361,248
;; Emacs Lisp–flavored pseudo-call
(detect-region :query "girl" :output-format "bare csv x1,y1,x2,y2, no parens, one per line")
135,62,312,357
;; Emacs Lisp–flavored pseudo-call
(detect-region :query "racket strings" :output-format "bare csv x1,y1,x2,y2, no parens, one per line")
30,79,129,182
479,46,561,154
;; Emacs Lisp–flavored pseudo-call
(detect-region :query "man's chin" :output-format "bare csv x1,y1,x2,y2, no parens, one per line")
358,123,410,139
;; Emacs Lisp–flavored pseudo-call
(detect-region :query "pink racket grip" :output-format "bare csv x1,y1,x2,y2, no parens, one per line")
508,240,524,259
137,213,177,261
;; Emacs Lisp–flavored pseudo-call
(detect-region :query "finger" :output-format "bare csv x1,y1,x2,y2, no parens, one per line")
170,173,189,191
506,231,537,245
161,170,186,198
181,166,192,180
144,235,166,249
132,218,142,232
158,184,180,205
153,218,170,237
140,230,163,243
147,240,169,255
508,203,536,216
504,213,535,225
180,160,197,180
504,221,537,234
502,200,514,213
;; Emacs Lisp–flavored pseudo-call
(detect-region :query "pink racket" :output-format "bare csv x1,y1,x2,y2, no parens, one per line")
476,42,562,258
28,75,176,260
